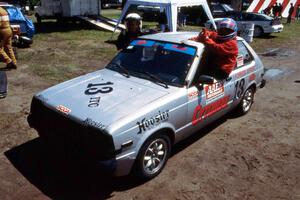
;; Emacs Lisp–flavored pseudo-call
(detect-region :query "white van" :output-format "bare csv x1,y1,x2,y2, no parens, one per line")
35,0,101,22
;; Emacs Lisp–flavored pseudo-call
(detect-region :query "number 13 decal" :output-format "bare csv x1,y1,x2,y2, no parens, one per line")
85,82,114,95
235,78,245,99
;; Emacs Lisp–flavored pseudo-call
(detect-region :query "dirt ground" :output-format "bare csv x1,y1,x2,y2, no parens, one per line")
0,28,300,199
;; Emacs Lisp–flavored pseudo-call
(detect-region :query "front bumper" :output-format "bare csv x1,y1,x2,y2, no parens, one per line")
28,96,137,177
28,96,116,161
96,152,136,176
269,25,284,33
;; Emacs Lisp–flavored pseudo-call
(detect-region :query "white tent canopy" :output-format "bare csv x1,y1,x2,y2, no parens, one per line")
114,0,217,33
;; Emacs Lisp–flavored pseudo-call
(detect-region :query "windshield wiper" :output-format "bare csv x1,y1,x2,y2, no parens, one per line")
109,62,130,78
144,71,169,88
132,70,168,88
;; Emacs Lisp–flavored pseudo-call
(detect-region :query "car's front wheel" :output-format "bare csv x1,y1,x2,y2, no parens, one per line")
254,26,263,37
235,87,255,115
135,134,171,180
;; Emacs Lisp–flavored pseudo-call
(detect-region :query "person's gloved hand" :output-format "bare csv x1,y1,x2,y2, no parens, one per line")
197,28,210,43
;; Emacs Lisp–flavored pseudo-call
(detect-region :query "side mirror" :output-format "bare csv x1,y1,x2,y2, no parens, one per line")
198,75,214,85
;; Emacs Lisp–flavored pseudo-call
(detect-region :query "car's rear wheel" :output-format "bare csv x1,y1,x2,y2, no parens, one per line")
254,26,263,37
135,134,171,180
235,87,255,115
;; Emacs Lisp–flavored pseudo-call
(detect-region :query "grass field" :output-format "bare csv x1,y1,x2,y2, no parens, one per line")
17,21,117,83
18,13,300,84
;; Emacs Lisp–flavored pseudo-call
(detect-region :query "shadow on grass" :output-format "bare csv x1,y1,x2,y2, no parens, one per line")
4,114,232,199
255,35,277,39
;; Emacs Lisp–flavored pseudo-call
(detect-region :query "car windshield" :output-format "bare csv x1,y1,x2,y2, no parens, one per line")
106,39,196,87
259,14,273,20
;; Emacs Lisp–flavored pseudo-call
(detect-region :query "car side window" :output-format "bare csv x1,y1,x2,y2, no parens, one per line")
236,41,254,69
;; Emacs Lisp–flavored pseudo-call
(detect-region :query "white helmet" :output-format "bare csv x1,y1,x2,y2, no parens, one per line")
125,13,142,30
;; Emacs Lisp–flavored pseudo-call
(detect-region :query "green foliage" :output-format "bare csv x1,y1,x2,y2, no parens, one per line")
18,0,39,9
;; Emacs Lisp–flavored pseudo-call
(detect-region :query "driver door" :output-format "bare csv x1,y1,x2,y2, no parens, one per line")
185,76,234,135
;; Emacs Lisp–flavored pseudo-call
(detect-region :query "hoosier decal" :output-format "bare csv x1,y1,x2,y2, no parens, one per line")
192,96,230,126
137,110,169,134
84,118,105,130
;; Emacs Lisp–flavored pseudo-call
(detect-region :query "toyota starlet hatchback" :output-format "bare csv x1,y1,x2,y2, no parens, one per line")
28,32,266,179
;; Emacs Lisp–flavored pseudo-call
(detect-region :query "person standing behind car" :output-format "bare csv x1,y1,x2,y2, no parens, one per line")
158,8,167,32
287,3,295,24
278,3,283,18
116,13,143,50
0,6,17,69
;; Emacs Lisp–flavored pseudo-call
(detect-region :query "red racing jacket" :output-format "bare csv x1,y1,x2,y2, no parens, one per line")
191,30,238,76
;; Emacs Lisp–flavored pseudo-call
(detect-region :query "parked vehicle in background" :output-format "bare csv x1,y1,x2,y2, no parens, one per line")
205,12,283,37
35,0,101,23
210,3,234,18
101,0,122,8
136,5,160,21
179,3,233,26
28,32,266,180
0,2,35,47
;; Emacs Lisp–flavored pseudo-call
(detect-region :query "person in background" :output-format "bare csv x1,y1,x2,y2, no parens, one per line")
297,5,300,20
263,6,272,15
178,8,187,28
158,8,167,32
287,3,295,24
278,3,283,18
272,3,278,17
190,18,238,80
0,6,17,69
116,13,143,50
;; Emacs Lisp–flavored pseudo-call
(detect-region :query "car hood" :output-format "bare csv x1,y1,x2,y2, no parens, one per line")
37,69,171,128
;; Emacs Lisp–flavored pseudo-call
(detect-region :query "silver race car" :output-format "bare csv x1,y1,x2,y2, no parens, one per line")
28,32,266,179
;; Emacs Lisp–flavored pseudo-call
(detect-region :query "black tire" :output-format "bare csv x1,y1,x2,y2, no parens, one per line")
254,26,263,37
235,87,255,115
135,134,171,180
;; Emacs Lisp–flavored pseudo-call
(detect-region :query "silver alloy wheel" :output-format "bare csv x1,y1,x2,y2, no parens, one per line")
142,138,167,175
242,88,253,112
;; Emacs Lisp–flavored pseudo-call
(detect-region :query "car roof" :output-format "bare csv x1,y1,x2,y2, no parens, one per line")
140,32,199,44
139,31,243,47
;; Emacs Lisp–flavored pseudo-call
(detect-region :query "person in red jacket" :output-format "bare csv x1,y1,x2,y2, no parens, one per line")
191,18,238,80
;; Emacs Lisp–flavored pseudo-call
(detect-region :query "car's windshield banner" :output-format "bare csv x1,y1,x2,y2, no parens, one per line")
164,44,196,56
131,40,155,47
131,40,196,56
